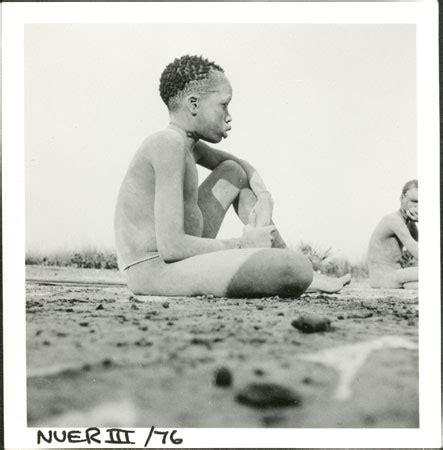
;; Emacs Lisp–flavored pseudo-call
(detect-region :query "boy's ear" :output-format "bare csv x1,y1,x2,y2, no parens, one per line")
186,94,200,116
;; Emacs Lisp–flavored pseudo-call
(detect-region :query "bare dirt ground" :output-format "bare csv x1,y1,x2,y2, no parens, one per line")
26,265,418,428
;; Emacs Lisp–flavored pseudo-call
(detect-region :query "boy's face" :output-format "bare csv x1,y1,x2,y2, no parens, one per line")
193,73,233,143
400,187,418,221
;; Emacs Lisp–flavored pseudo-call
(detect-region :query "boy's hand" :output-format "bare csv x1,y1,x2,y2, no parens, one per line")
241,224,276,248
249,193,274,227
405,206,418,222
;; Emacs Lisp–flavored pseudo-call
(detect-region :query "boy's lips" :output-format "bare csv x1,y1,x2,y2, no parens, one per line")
223,127,232,138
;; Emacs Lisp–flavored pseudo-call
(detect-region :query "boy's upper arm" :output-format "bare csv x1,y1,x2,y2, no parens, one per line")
389,215,419,258
151,136,186,240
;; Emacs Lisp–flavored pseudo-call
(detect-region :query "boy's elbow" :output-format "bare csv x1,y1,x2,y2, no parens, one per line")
159,246,181,263
157,237,186,263
162,251,182,264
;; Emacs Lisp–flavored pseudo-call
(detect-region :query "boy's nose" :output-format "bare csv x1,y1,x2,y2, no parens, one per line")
226,114,232,123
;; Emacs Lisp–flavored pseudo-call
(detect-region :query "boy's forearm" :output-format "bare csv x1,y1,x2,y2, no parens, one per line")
403,240,418,260
162,234,241,262
410,243,419,260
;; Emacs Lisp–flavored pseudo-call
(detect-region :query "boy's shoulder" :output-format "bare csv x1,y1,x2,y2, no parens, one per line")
373,212,400,235
143,129,185,151
382,211,407,232
135,128,187,163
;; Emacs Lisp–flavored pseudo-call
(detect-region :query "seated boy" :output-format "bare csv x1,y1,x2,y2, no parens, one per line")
367,180,418,289
114,55,351,297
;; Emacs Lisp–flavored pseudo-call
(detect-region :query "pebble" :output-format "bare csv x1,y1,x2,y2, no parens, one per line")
261,414,284,426
348,312,373,319
256,305,264,311
254,368,265,376
96,304,104,310
79,322,89,327
102,358,113,368
191,337,212,349
214,367,232,387
130,304,139,310
162,301,170,309
291,314,331,333
134,338,152,347
277,312,284,316
235,382,301,408
361,300,378,310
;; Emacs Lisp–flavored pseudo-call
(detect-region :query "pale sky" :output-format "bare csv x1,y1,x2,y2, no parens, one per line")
25,24,416,262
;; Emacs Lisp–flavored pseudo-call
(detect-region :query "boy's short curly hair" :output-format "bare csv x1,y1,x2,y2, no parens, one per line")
159,55,224,110
401,179,418,196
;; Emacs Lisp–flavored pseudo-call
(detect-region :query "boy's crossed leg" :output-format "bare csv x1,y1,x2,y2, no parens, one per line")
395,266,418,289
196,159,351,294
197,160,285,247
369,266,418,289
127,247,313,297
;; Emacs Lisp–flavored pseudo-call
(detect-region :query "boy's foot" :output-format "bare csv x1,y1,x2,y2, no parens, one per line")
307,273,352,294
341,273,352,287
321,274,351,293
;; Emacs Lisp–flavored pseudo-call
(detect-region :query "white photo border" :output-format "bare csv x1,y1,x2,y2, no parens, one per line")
3,2,440,448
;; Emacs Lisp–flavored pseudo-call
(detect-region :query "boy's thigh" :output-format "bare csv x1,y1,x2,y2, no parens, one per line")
128,248,261,296
128,248,312,297
369,266,402,288
394,266,418,285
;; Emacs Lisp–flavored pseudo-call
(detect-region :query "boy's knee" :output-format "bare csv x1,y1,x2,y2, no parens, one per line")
278,252,313,294
218,160,248,189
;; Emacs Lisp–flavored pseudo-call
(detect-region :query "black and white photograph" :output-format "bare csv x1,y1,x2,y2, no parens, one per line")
3,2,441,448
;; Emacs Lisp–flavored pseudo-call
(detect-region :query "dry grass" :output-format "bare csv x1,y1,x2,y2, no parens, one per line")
294,241,369,279
25,247,118,270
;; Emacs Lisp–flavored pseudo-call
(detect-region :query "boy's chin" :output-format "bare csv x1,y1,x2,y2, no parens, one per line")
203,135,223,144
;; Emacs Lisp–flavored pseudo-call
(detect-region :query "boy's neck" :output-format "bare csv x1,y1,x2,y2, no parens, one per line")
168,121,200,149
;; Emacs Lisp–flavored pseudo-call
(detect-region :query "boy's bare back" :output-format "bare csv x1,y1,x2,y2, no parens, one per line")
115,129,203,271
